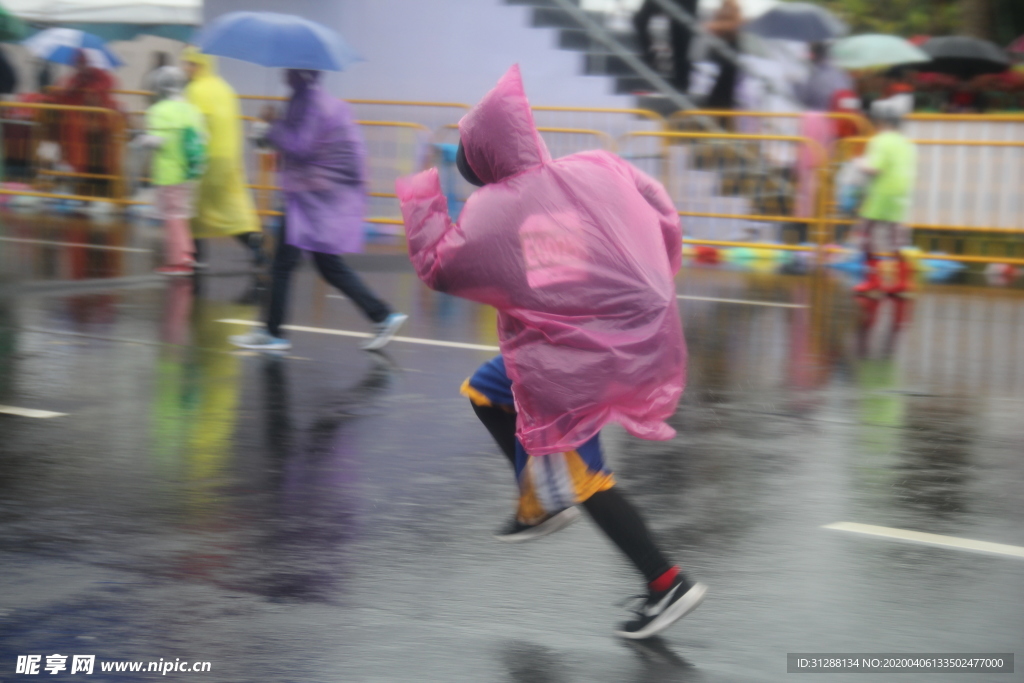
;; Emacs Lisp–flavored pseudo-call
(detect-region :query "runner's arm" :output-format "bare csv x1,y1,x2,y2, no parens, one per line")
396,168,456,291
629,163,683,273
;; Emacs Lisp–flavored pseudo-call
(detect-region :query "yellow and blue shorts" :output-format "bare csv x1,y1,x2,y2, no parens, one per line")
461,356,615,524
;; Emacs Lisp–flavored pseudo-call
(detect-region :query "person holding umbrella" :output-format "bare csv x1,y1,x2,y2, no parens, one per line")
50,49,122,195
194,12,406,351
228,68,406,352
796,42,853,111
180,47,264,267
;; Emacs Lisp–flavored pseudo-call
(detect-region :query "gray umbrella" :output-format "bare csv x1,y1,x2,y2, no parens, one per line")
920,36,1010,79
746,2,847,42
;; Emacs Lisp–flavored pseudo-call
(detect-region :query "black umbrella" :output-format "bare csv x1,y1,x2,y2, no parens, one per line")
920,36,1010,79
746,2,847,43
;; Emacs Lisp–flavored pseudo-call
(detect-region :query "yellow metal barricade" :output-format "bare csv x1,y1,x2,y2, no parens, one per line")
536,127,615,156
0,101,128,204
249,120,428,228
236,97,662,135
362,121,429,227
112,89,153,110
906,112,1024,126
830,136,1024,265
620,130,829,249
112,88,154,131
530,106,664,139
901,114,1024,238
424,124,617,214
236,94,288,123
346,99,470,134
670,109,873,139
236,95,470,134
432,123,614,152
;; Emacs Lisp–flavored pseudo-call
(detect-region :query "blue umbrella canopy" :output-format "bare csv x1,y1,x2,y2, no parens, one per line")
747,2,847,43
195,11,362,72
23,28,123,69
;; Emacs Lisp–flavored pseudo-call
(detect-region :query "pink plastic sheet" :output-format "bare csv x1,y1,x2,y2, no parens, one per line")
397,65,686,456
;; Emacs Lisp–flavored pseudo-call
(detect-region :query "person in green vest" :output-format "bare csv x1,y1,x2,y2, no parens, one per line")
136,67,207,276
854,98,918,297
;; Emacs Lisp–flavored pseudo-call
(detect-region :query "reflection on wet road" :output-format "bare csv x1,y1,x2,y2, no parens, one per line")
1,225,1022,682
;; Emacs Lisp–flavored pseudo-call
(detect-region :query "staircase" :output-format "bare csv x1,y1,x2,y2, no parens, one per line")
507,0,797,242
508,0,684,116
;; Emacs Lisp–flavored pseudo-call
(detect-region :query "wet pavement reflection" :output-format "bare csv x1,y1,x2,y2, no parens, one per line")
1,217,1022,682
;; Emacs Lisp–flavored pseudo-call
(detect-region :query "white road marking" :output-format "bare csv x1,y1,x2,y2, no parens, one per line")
824,522,1024,559
677,294,807,309
0,236,152,254
0,405,67,419
217,319,500,352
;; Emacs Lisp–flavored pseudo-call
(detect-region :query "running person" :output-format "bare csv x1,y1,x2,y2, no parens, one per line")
396,65,705,639
230,69,406,352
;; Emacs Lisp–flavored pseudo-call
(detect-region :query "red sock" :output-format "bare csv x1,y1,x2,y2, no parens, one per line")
649,566,680,592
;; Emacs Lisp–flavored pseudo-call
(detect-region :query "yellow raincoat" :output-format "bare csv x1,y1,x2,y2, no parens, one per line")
182,48,259,238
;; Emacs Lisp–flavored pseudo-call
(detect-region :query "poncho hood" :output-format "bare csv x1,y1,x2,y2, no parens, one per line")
182,47,217,79
398,66,685,456
458,64,551,184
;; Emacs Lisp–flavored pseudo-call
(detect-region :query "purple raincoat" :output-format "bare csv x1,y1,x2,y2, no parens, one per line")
396,65,686,456
268,77,367,254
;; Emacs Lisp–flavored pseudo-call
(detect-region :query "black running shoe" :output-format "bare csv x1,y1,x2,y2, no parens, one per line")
493,507,581,543
616,578,707,640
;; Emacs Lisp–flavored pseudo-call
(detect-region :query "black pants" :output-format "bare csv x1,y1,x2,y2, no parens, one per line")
266,221,391,338
193,233,263,265
633,0,698,92
706,37,739,109
471,402,674,584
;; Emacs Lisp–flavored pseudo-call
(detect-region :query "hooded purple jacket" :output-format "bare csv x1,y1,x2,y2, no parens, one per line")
268,76,367,254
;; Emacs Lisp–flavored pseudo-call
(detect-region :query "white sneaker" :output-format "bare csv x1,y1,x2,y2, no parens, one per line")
229,330,292,351
361,313,408,351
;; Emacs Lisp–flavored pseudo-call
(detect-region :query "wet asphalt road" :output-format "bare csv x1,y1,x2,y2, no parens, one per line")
1,222,1023,682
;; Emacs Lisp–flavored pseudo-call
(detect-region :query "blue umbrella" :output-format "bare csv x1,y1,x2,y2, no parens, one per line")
23,28,123,70
195,11,362,72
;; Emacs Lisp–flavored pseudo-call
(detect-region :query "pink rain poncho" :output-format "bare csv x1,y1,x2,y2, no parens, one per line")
268,72,367,254
396,65,685,456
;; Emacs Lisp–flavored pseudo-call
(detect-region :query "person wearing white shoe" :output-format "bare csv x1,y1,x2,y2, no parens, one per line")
231,69,405,353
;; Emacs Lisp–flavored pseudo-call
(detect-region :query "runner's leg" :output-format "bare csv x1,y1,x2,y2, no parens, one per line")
464,356,519,468
583,488,675,585
471,402,517,468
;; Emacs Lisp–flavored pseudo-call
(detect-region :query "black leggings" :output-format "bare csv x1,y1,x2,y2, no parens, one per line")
471,402,674,583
